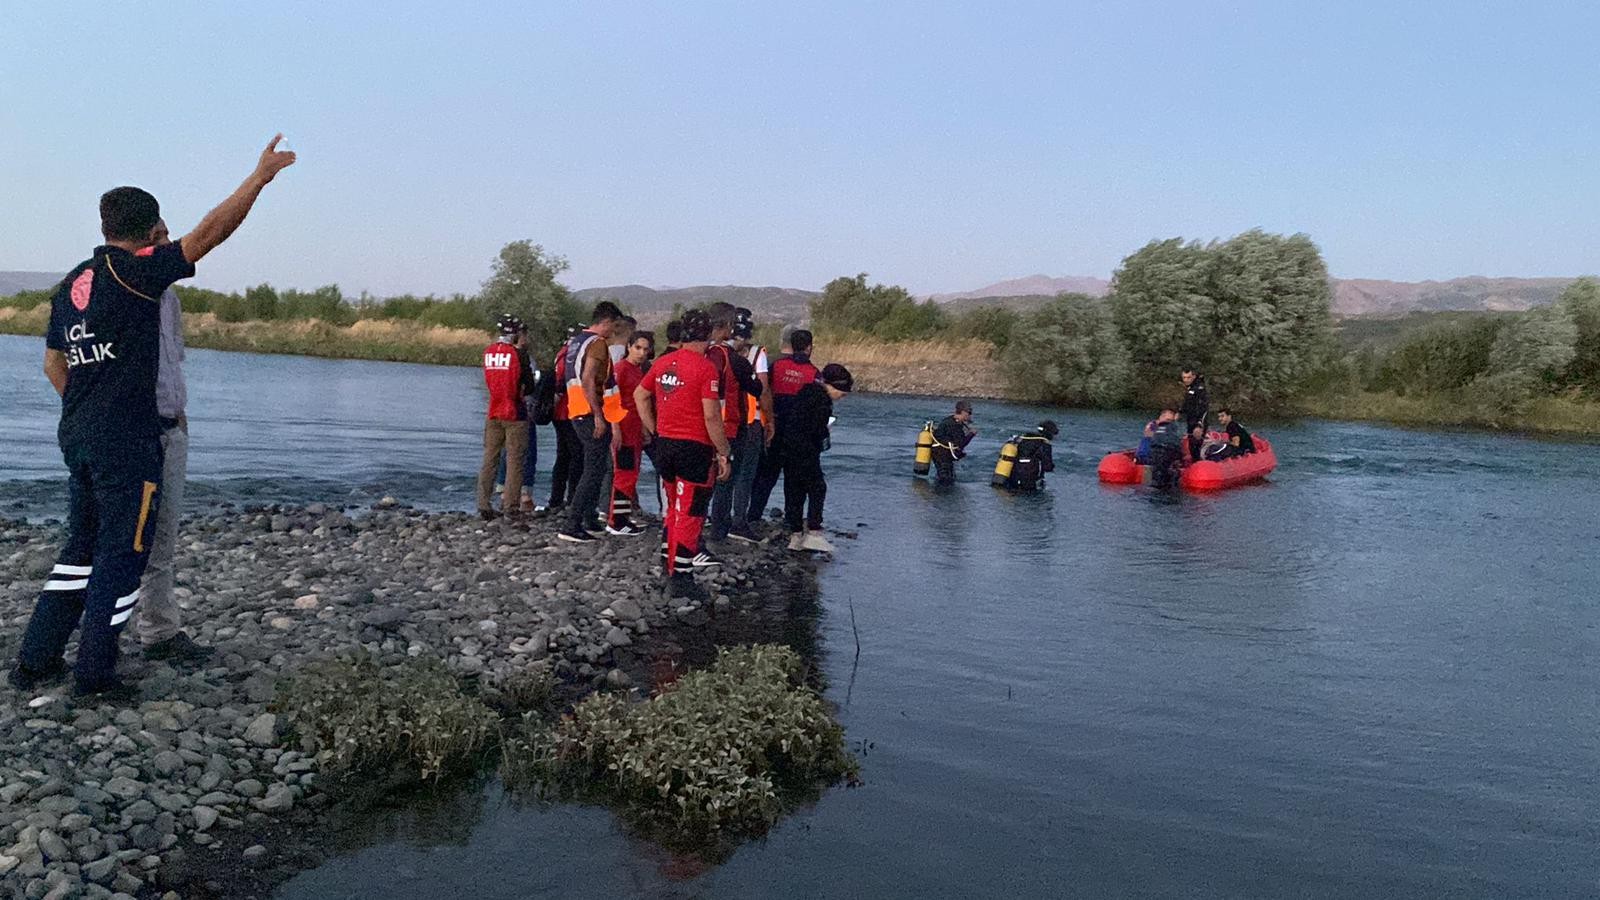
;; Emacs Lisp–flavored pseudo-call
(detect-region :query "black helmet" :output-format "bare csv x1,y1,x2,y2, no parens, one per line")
497,314,524,337
682,309,714,342
1038,420,1059,439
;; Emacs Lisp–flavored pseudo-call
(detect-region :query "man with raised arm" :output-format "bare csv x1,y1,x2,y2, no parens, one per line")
13,135,296,702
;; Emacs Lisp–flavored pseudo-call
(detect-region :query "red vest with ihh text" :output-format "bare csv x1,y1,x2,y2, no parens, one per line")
483,342,525,420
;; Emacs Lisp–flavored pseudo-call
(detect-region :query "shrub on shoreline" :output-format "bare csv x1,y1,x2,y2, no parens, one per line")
274,655,501,781
502,644,857,844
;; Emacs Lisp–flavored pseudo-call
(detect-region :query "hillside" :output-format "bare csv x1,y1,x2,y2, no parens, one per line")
932,274,1109,302
1331,277,1576,316
0,271,61,295
572,284,817,325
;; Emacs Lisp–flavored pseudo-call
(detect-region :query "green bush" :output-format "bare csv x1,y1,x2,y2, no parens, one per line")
812,273,947,341
948,307,1019,350
274,655,501,781
0,290,51,311
1367,317,1503,395
502,644,856,843
1000,293,1130,407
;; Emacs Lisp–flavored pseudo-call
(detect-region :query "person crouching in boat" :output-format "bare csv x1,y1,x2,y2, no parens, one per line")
1202,408,1256,461
931,401,978,485
1144,409,1187,488
1001,420,1058,491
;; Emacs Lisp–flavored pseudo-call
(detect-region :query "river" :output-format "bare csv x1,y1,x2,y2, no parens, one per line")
2,333,1597,898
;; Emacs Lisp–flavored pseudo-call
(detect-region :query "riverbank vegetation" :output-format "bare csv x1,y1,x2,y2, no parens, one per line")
502,644,857,850
272,643,855,851
6,235,1598,433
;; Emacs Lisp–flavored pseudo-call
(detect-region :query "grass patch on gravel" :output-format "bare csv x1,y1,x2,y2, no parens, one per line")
274,655,502,780
501,644,858,848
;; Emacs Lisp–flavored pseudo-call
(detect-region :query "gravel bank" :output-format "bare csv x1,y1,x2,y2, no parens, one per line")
0,504,810,899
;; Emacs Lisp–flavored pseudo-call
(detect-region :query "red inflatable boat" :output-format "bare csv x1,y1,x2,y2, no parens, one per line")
1097,435,1277,491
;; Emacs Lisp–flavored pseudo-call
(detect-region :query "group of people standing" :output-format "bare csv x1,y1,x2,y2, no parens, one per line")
476,301,855,575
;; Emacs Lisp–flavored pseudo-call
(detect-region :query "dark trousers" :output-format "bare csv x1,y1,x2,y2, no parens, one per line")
781,449,826,532
1147,444,1183,489
709,424,762,536
568,415,612,533
747,437,784,524
18,439,162,690
548,419,582,507
931,447,957,485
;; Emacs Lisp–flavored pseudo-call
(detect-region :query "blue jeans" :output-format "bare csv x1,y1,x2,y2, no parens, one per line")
710,424,763,535
19,438,162,690
495,420,539,496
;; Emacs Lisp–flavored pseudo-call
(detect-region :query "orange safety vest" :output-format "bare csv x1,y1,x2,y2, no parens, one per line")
563,332,625,423
744,345,766,425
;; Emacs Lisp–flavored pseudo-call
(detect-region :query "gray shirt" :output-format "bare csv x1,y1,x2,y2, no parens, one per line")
156,287,187,418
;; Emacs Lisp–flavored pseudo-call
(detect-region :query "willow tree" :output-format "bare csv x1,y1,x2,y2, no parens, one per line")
1110,230,1333,406
477,240,585,354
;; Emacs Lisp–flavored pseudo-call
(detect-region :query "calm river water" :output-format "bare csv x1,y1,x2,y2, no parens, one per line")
2,334,1597,898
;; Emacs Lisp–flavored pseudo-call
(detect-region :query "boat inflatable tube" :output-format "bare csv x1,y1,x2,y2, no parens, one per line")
1097,435,1277,491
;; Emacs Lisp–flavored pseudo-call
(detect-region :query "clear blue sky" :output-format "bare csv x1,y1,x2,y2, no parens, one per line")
2,1,1595,297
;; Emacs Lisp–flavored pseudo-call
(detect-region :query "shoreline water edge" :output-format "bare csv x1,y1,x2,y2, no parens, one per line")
0,504,837,899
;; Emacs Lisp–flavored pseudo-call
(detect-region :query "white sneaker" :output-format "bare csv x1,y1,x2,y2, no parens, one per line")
605,524,645,537
787,532,806,552
688,551,722,568
802,532,836,553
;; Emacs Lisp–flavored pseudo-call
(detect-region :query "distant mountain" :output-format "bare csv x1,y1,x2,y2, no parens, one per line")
930,273,1581,317
572,284,818,325
0,271,63,295
1330,277,1577,316
933,274,1110,303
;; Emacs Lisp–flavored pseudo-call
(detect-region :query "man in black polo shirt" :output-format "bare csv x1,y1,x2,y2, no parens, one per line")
12,134,296,701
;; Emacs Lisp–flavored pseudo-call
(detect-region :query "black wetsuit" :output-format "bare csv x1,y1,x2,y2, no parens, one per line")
1004,433,1055,491
1181,376,1209,461
778,383,833,532
1146,420,1187,488
931,415,975,485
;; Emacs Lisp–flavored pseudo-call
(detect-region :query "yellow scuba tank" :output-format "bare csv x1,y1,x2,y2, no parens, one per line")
992,437,1019,486
914,422,934,475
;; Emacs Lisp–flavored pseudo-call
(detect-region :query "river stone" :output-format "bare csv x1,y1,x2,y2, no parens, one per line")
84,855,119,884
150,751,184,778
124,799,158,824
254,785,294,813
192,806,218,831
606,597,643,622
36,830,69,862
242,844,268,860
235,779,265,799
361,607,407,629
103,777,143,802
293,594,320,610
243,713,277,747
57,814,92,834
605,627,632,648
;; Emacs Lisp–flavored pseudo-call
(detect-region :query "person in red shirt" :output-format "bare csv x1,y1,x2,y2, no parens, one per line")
746,328,821,526
636,310,732,574
607,330,653,535
477,315,536,520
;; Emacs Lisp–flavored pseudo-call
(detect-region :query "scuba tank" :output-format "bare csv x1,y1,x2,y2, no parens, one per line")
991,436,1019,487
914,422,934,475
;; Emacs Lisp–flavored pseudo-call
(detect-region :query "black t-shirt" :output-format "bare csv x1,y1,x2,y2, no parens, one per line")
47,243,195,452
1225,420,1256,453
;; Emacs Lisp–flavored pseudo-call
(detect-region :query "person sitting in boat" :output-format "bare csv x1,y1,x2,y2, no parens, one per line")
1202,408,1256,461
1002,420,1058,491
1145,409,1187,488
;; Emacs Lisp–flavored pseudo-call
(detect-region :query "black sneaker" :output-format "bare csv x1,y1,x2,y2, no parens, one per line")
479,509,500,522
143,632,215,664
8,659,68,691
727,524,761,545
71,678,141,705
687,551,722,569
557,529,597,544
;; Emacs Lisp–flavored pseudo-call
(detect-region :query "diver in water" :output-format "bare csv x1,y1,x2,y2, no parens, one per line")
931,400,977,485
1144,409,1187,489
1001,420,1058,491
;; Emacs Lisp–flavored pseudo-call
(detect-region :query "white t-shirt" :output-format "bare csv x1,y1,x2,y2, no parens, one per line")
609,344,626,364
745,345,769,375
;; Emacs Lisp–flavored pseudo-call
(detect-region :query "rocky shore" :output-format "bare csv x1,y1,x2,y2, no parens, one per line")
0,504,811,899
